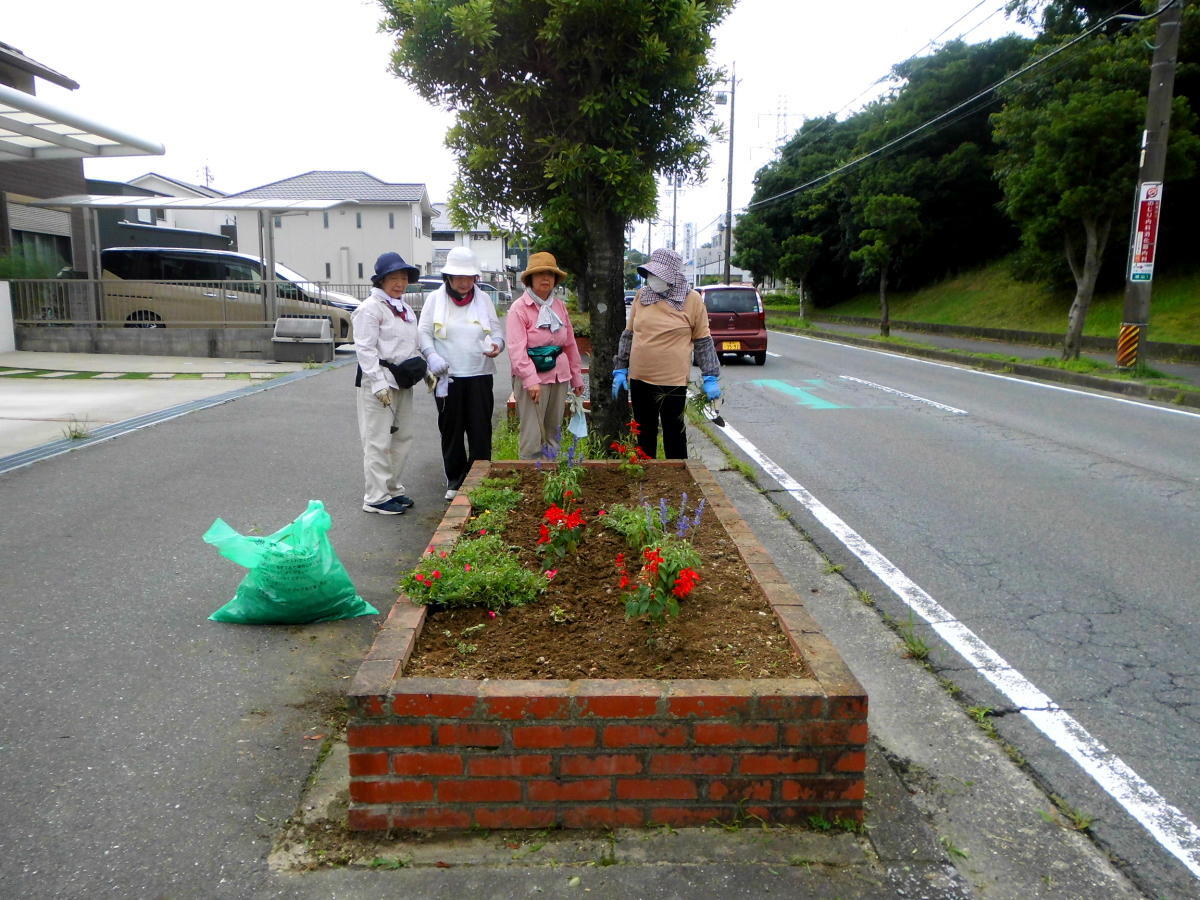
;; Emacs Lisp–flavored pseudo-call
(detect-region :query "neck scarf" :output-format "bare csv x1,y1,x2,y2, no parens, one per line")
428,286,493,341
639,276,688,311
530,291,563,332
371,286,413,321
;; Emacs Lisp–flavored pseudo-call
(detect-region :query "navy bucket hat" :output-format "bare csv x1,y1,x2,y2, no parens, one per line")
372,252,421,286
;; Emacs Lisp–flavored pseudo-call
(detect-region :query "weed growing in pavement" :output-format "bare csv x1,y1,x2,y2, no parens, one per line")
897,613,930,661
856,590,874,606
1042,795,1095,832
368,856,409,869
823,561,845,574
62,416,91,440
940,835,969,859
967,705,998,738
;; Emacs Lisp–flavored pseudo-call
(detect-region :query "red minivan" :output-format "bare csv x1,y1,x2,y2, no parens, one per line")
697,284,767,365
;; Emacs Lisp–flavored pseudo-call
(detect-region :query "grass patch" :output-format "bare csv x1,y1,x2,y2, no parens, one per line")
820,258,1200,345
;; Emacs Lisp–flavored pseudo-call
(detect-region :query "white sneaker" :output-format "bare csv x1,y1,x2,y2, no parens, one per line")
444,489,457,501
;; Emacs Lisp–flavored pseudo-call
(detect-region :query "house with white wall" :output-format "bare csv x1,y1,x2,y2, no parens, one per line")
431,202,510,289
228,171,434,289
126,172,232,240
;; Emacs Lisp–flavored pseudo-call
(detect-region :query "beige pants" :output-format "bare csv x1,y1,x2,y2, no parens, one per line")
356,384,414,505
513,377,569,460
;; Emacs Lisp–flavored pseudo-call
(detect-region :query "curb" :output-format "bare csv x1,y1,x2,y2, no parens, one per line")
783,326,1200,411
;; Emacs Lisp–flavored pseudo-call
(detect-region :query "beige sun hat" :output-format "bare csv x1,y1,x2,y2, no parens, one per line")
519,251,569,286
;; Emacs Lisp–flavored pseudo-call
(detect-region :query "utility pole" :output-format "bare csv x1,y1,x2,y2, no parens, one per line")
671,175,680,251
722,63,736,286
1117,0,1182,369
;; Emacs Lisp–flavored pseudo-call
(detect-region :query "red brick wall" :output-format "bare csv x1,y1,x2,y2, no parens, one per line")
347,460,867,830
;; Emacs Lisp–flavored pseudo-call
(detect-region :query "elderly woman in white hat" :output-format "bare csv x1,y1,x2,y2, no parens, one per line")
505,251,585,460
612,247,721,459
418,246,505,500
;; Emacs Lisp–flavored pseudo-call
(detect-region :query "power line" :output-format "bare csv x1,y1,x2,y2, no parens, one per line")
743,2,1172,213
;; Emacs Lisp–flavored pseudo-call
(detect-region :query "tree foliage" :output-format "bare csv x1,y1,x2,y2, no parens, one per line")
993,16,1199,357
378,0,733,440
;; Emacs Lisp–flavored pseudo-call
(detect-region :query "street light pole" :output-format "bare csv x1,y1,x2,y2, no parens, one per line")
723,63,736,286
1117,0,1182,369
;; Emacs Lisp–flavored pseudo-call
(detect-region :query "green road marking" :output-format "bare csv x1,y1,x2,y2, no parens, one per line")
751,379,847,410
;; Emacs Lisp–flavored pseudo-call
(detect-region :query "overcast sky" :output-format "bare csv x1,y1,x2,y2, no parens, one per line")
9,0,1030,254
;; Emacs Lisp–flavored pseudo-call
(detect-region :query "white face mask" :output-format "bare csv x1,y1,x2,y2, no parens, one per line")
646,274,671,294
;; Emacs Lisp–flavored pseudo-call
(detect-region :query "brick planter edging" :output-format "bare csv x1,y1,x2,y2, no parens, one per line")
347,460,867,830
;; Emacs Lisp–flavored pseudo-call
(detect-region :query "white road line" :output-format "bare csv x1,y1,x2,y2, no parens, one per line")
766,351,782,358
770,331,1200,421
838,375,968,415
717,418,1200,881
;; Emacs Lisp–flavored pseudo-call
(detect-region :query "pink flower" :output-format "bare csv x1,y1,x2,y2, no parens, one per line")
545,569,558,580
487,610,497,618
478,528,488,535
432,570,442,579
464,564,472,572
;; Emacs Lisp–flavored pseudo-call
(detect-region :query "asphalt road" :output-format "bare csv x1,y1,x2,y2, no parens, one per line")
709,332,1200,897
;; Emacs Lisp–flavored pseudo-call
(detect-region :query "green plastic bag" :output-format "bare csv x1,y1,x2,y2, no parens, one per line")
204,500,377,625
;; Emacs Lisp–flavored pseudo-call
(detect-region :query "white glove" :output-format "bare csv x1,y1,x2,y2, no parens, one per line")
374,389,392,408
427,352,449,376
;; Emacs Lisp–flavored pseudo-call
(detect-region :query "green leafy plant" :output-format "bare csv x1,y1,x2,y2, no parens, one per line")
608,419,651,477
616,541,702,625
541,436,585,506
402,535,548,610
536,495,587,570
467,483,522,515
604,492,706,553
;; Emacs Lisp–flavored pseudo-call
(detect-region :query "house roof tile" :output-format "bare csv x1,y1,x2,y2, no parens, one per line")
228,170,426,202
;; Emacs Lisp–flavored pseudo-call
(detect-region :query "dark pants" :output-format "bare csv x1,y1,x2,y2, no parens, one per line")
435,374,494,489
630,379,688,459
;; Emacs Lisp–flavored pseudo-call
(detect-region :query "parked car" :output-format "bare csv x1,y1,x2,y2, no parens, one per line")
477,281,512,305
99,247,359,343
624,291,637,306
697,283,767,365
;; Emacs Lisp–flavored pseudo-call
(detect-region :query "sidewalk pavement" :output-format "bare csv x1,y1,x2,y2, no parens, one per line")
0,346,1145,898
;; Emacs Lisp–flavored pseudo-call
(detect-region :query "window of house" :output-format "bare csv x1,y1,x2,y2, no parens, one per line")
356,212,362,229
357,262,364,278
389,212,395,229
325,262,331,278
323,212,329,228
273,216,282,228
432,231,455,241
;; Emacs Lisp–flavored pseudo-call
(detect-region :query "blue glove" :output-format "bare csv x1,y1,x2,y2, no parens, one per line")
611,368,628,399
703,374,721,400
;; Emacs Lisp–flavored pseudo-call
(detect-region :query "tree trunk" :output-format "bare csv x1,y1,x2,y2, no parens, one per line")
878,268,890,338
578,207,630,445
798,278,809,320
1061,216,1111,360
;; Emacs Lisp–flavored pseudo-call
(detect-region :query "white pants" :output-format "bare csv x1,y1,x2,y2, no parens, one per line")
513,377,569,460
356,384,414,505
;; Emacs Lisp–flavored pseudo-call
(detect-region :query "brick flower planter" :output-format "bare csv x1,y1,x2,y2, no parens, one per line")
347,460,867,831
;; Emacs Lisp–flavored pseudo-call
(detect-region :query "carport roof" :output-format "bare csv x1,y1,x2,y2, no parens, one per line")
0,82,164,163
30,194,358,212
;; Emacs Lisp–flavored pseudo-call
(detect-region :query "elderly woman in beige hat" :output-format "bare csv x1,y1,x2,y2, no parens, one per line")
505,251,585,459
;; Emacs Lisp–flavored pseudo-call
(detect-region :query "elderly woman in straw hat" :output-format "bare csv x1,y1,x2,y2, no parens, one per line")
612,247,721,460
505,251,585,460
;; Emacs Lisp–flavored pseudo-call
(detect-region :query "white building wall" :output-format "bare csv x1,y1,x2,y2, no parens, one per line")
128,174,233,236
234,203,433,288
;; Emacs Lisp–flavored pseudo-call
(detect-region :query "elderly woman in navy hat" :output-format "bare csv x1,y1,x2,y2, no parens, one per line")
505,251,585,460
612,248,720,459
353,251,425,515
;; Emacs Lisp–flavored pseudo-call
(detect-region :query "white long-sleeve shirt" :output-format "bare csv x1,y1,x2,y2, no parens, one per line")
417,287,505,377
352,289,420,393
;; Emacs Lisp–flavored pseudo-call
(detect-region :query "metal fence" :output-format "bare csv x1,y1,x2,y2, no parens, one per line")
6,278,512,332
8,278,355,329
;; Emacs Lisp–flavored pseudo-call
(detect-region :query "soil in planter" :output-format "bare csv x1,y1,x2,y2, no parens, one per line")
404,465,813,681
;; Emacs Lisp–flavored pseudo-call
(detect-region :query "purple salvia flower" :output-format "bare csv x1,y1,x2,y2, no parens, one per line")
691,498,706,532
659,497,669,529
